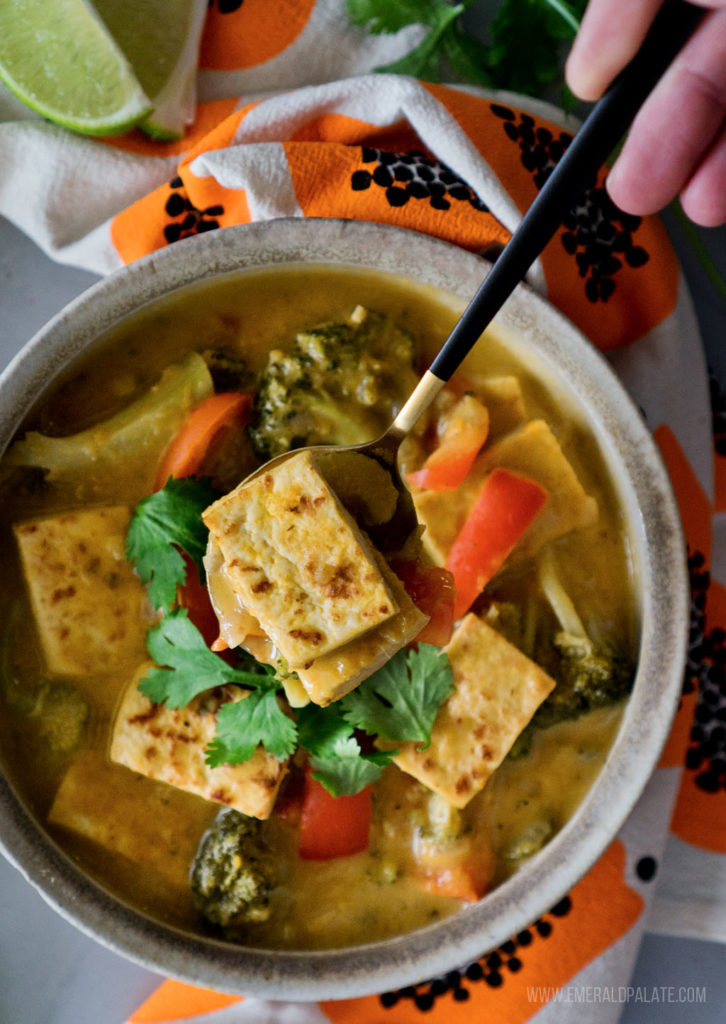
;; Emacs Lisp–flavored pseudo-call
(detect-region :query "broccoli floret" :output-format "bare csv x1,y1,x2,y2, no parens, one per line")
3,354,213,488
505,819,553,864
533,631,634,729
248,308,419,460
508,552,635,758
536,550,635,720
191,809,277,929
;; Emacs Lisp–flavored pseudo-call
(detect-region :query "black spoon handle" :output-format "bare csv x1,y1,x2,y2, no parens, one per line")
428,0,705,382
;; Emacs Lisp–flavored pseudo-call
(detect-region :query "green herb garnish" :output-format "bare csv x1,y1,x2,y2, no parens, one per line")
126,477,217,611
297,703,396,797
140,609,272,707
347,0,587,106
207,686,299,767
342,643,453,748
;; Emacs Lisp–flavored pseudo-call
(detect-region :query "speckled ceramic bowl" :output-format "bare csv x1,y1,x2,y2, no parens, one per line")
0,219,688,1000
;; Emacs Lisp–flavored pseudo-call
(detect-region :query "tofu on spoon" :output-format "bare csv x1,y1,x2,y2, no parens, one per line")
202,450,428,705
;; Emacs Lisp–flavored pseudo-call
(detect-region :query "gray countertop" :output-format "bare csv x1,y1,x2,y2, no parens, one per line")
1,211,725,1023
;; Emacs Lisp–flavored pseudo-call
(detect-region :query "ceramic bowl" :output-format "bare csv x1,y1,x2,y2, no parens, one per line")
0,218,689,1000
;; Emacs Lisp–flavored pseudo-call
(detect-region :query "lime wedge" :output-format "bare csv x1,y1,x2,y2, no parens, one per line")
0,0,152,136
92,0,208,141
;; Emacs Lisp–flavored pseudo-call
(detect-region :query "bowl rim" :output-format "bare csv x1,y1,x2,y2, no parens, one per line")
0,218,689,1001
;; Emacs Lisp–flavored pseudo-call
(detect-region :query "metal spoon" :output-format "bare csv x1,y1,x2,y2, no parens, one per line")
243,1,703,548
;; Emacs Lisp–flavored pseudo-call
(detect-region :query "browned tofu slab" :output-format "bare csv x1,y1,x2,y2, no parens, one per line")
111,665,288,819
295,554,429,705
202,451,399,669
48,751,216,890
14,506,148,679
415,419,598,566
206,536,428,707
393,614,556,807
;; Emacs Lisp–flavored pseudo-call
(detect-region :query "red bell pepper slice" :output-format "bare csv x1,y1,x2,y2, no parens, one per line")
446,467,548,620
298,767,372,860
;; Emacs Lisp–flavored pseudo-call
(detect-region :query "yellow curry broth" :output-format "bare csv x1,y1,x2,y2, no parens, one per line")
0,265,634,948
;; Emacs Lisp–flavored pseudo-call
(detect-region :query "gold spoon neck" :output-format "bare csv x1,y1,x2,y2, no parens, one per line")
388,369,446,441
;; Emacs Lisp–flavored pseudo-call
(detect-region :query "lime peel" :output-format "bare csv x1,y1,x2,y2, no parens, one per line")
0,0,153,136
92,0,208,142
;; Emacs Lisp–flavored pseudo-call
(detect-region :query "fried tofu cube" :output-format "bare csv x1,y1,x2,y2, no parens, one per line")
110,665,288,819
295,554,429,705
206,536,428,707
48,752,216,890
415,419,598,566
202,451,399,669
393,614,556,807
13,506,148,678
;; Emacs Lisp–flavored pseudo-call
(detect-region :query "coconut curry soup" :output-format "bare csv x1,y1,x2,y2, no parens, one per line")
0,265,635,951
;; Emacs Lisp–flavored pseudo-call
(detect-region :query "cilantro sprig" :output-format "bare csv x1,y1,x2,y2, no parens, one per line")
342,643,453,748
126,477,217,611
138,604,453,795
207,685,299,767
139,609,298,764
128,477,455,797
297,702,396,797
347,0,588,107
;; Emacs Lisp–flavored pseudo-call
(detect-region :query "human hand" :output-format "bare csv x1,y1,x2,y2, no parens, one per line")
565,1,726,226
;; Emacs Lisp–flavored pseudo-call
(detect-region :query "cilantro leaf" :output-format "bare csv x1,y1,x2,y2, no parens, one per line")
140,608,269,708
487,0,582,97
206,686,298,766
342,643,453,748
126,477,217,611
297,702,395,796
139,609,297,767
347,0,586,101
310,749,391,797
440,23,492,87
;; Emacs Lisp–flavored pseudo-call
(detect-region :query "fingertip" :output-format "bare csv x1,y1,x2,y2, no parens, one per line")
564,57,604,103
605,162,652,218
602,146,663,218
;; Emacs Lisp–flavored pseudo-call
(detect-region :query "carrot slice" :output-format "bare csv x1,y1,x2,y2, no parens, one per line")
419,864,487,903
446,467,548,619
154,391,252,489
298,768,372,860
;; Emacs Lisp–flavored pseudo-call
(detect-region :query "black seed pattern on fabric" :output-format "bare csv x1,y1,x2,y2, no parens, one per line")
163,177,224,244
377,896,573,1010
208,0,245,13
489,103,650,303
351,147,490,214
636,856,658,882
683,549,726,794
